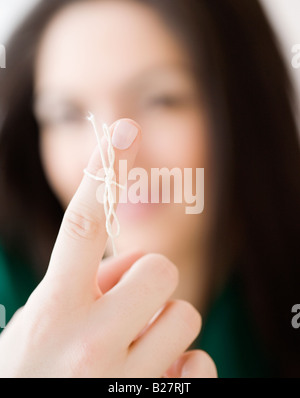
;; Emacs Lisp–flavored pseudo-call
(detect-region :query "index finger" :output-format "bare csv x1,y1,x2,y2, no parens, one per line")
45,118,141,303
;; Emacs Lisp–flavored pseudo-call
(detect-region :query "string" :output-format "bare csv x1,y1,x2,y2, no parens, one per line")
84,112,124,256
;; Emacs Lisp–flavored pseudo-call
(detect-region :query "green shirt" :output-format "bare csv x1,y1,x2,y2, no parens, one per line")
0,245,38,324
196,274,273,377
0,244,273,377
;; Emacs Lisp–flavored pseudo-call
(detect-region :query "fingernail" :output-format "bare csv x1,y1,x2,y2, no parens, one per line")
112,120,139,150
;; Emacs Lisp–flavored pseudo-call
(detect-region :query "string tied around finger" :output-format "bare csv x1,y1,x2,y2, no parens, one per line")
84,112,125,257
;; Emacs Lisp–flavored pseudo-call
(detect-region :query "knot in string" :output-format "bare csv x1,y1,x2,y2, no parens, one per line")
84,112,124,256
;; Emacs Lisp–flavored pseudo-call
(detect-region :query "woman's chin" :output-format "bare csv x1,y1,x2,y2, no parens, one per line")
116,202,164,222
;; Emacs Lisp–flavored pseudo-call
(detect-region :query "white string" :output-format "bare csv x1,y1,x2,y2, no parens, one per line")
84,112,124,256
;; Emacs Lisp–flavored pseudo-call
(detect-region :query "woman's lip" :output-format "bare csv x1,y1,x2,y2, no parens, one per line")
116,202,162,221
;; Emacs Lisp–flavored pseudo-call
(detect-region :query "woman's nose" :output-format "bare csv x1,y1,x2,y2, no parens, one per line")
90,102,127,130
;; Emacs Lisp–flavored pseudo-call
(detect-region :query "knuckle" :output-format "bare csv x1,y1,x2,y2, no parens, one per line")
63,207,101,241
143,253,179,284
27,281,62,314
197,350,218,378
71,339,96,376
23,306,56,349
172,300,202,337
71,331,111,377
23,285,64,349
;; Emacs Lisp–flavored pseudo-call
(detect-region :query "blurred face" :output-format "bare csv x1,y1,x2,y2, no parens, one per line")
34,0,213,265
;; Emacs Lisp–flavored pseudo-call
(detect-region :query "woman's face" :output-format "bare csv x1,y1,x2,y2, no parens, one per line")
34,0,212,263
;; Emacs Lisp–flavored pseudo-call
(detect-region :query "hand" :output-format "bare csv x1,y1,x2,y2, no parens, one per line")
0,119,217,378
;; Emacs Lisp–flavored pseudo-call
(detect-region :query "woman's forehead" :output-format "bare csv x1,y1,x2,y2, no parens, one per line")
34,0,187,91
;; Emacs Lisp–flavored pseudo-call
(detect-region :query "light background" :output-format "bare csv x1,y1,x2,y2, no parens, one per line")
0,0,299,125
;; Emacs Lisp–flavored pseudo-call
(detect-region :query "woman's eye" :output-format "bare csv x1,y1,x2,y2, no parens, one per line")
54,109,81,123
144,95,188,109
38,108,83,127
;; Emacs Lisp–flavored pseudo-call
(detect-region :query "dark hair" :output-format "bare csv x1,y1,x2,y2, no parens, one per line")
0,0,300,377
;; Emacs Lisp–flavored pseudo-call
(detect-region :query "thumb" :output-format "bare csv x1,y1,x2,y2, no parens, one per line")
164,350,218,378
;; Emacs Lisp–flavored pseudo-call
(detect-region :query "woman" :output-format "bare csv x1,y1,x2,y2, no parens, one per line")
0,0,299,377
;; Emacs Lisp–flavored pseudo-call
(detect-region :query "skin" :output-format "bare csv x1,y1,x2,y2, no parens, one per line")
35,0,215,311
0,0,217,377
